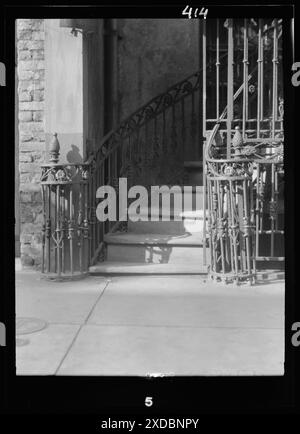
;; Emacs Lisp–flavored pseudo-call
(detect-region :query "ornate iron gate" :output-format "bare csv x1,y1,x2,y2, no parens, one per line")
202,18,284,283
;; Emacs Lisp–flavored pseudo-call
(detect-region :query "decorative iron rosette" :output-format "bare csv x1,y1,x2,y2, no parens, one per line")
240,144,256,156
55,168,68,182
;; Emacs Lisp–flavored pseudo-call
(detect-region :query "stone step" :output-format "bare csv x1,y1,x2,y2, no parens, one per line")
128,219,204,235
128,209,206,234
105,232,205,264
89,261,208,275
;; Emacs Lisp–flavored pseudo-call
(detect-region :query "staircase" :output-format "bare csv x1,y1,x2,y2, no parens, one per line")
90,165,208,275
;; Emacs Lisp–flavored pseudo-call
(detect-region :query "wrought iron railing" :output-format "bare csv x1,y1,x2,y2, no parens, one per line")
40,63,213,279
40,18,284,281
204,122,284,284
40,150,95,279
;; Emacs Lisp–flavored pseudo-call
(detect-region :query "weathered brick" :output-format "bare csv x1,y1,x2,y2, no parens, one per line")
19,80,45,92
18,60,45,71
20,182,41,193
20,233,33,244
19,101,44,111
17,19,43,32
17,29,34,40
19,162,40,174
32,31,45,41
17,18,45,267
20,141,44,152
19,91,32,102
21,254,34,267
33,70,45,81
31,50,44,60
19,154,33,163
18,69,34,81
18,40,44,51
32,89,44,101
18,50,32,61
19,121,44,134
18,111,33,122
31,151,44,163
33,111,44,122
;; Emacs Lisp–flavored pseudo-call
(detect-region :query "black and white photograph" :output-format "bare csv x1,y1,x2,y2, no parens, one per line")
0,2,298,416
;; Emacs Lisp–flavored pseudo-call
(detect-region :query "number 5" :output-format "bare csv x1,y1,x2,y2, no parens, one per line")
145,397,153,407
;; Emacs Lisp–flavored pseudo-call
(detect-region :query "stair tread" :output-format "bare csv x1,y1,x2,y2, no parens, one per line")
89,261,208,275
130,209,206,218
104,232,205,246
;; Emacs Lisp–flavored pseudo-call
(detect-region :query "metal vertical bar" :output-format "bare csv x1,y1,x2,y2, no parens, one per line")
78,183,83,273
257,19,263,138
272,19,279,137
230,180,239,277
207,179,212,267
260,20,264,122
212,181,218,275
217,181,226,275
255,163,260,258
270,163,275,256
243,179,252,278
61,186,65,274
227,19,234,159
56,185,61,277
202,141,207,266
202,19,206,140
201,20,207,266
41,186,45,274
47,186,51,273
69,188,74,275
227,180,234,272
216,19,220,120
54,184,57,273
242,19,249,138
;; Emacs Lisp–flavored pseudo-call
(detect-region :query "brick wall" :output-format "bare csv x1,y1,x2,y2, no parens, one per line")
17,19,45,266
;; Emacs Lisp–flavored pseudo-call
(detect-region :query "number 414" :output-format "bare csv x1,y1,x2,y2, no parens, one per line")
182,6,208,19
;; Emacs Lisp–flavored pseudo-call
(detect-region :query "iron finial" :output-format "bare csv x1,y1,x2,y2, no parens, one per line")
49,132,60,164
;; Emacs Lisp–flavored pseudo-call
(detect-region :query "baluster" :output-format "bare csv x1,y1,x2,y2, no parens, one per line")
270,162,275,257
41,185,46,274
242,19,249,138
69,188,74,275
243,179,252,281
78,183,83,273
61,186,65,274
54,184,57,273
257,19,263,138
230,180,239,277
227,179,234,273
202,19,207,140
272,19,279,138
217,181,226,277
47,185,51,273
83,177,89,272
211,181,218,276
226,19,234,159
216,19,220,121
56,185,61,277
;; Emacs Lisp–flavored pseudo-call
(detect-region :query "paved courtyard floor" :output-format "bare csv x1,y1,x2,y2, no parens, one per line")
15,269,284,376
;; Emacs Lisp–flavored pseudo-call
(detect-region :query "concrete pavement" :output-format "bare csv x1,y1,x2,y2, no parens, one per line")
16,270,284,376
